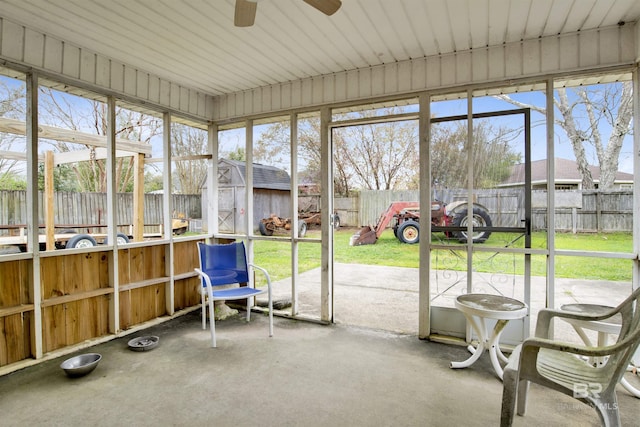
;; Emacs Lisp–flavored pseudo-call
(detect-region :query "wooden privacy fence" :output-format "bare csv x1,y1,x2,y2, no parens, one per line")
0,191,201,235
357,189,634,233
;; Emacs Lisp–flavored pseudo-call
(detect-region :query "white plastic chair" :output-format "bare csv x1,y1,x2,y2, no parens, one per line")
194,241,273,347
501,286,640,427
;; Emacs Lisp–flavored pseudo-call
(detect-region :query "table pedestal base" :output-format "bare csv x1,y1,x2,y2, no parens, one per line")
450,315,510,380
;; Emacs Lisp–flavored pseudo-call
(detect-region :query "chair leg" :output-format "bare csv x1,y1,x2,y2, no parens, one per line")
201,290,206,330
516,379,529,416
593,393,621,427
208,297,217,348
246,298,251,321
268,294,273,337
500,368,518,427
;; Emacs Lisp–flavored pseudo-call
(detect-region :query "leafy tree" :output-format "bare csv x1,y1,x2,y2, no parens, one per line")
37,163,79,191
495,81,633,189
227,146,246,161
144,171,164,193
431,120,521,189
0,171,27,190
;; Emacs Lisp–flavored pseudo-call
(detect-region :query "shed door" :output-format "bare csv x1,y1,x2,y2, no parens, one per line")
218,187,235,233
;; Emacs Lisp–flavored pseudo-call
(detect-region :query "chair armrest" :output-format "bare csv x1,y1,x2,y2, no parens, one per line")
524,326,640,358
194,268,212,289
248,263,272,289
535,307,622,339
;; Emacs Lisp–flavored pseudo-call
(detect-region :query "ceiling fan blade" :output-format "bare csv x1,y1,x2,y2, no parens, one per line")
303,0,342,16
234,0,257,27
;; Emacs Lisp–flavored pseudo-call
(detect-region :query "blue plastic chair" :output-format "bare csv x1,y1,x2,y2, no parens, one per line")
195,241,273,347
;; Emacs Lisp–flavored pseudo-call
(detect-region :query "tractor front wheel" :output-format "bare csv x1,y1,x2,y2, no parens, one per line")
397,220,420,244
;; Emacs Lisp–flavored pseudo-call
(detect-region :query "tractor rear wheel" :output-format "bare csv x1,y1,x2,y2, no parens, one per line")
453,207,492,243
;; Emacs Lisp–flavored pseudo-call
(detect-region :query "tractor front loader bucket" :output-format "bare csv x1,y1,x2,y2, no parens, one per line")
349,226,378,246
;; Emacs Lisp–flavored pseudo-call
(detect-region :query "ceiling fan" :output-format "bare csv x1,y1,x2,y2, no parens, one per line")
234,0,342,27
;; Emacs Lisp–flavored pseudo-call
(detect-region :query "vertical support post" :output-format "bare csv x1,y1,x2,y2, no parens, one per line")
132,153,145,241
106,96,119,333
632,65,640,293
26,72,43,358
320,107,333,322
290,113,299,315
245,119,254,249
163,113,174,315
207,123,218,237
546,78,556,313
418,93,431,339
466,91,473,295
44,151,55,251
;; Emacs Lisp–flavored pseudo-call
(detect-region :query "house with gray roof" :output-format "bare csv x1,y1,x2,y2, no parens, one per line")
499,158,633,190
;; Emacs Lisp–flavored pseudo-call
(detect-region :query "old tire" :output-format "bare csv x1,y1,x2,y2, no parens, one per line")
66,234,97,249
397,220,420,244
453,207,492,243
299,221,307,237
258,221,273,236
104,233,130,245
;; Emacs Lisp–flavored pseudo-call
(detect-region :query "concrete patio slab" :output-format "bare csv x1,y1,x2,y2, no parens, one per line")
1,311,637,426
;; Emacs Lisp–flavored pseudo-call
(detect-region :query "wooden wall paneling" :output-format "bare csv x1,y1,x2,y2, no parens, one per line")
80,252,100,292
0,317,7,366
42,304,65,352
64,300,79,346
129,247,145,283
155,284,166,318
0,260,21,306
117,248,131,285
98,251,110,288
2,314,29,365
119,289,131,330
66,253,83,294
40,256,61,299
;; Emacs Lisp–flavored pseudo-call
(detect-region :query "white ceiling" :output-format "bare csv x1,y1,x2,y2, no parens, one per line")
1,0,639,98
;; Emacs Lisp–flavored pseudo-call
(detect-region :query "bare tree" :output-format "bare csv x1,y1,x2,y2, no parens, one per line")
38,88,161,192
0,79,26,186
171,124,207,194
495,81,633,189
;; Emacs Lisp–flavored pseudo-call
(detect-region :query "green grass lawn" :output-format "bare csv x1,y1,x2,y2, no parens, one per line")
253,228,633,283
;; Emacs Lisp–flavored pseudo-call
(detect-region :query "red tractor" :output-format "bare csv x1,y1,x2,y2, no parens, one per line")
350,200,492,245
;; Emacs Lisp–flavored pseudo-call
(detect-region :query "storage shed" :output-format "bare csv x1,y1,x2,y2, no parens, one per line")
204,159,291,234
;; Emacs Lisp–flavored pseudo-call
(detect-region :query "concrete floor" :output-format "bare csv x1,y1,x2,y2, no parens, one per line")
1,311,638,427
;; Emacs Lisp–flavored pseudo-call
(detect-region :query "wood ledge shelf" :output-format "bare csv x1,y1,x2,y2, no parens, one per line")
118,276,169,292
0,304,35,317
41,288,114,308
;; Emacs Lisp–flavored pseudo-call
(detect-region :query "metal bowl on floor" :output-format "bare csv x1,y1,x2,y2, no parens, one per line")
127,335,160,351
60,353,102,378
